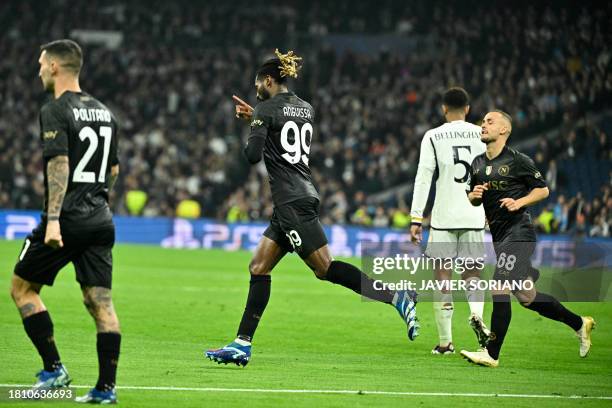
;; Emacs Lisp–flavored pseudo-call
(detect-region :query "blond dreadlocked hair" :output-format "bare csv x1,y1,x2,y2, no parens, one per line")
256,49,303,84
274,49,302,79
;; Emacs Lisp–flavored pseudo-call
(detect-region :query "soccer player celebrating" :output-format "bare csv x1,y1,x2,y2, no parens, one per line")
10,40,121,403
410,87,490,355
460,110,595,367
206,50,418,366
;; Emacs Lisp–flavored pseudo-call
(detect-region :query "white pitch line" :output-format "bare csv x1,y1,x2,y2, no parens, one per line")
0,384,610,400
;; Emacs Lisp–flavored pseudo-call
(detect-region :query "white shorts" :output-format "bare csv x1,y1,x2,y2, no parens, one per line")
425,229,485,269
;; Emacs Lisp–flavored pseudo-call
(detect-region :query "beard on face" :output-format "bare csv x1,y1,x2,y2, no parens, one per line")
480,135,495,144
257,87,271,101
41,73,54,93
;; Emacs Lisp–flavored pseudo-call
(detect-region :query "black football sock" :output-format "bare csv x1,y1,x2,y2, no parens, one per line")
325,260,394,304
96,332,121,392
487,295,512,360
237,275,271,342
525,292,583,331
23,311,62,372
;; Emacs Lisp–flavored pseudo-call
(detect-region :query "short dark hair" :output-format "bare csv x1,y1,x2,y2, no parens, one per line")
493,109,513,124
442,87,470,110
40,39,83,75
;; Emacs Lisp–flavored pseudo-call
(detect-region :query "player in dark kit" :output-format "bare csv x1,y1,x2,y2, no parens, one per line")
205,50,419,366
9,40,121,403
460,110,595,367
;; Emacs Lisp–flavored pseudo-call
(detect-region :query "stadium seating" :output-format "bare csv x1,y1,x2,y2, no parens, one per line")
0,0,609,237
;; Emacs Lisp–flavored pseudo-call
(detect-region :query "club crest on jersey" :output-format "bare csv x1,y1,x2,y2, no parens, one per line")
486,166,492,175
498,165,510,176
251,119,264,128
43,130,58,140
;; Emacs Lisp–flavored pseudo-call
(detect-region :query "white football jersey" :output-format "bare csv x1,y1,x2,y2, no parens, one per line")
411,120,486,229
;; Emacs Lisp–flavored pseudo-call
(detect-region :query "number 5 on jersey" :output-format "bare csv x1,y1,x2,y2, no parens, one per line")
73,126,112,183
281,120,312,165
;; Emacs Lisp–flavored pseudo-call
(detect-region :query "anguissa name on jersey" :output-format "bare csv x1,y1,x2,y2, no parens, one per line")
72,107,112,123
433,130,480,141
283,106,312,119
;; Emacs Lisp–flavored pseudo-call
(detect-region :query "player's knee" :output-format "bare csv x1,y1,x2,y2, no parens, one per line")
10,275,35,302
513,290,535,306
248,259,270,276
83,295,96,316
312,258,333,280
9,284,20,303
313,268,327,280
85,295,120,332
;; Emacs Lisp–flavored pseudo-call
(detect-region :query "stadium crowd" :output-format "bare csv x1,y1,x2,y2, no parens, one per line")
0,1,610,237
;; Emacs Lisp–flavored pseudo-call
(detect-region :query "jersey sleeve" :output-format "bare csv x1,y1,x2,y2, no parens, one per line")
248,103,272,140
243,103,272,164
40,102,69,159
467,158,479,193
516,153,547,189
410,132,436,224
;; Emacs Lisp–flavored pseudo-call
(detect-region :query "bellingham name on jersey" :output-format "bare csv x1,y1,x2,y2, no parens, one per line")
411,120,486,230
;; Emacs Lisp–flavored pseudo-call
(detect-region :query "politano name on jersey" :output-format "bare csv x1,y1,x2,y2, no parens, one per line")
40,91,119,225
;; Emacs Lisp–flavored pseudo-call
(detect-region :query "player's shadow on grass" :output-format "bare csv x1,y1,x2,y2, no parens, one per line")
200,364,249,371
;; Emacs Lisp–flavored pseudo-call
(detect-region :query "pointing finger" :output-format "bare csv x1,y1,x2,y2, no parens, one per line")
232,95,253,110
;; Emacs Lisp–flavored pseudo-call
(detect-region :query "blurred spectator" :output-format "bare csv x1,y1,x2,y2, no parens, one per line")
553,195,569,233
0,0,610,239
536,205,555,234
125,190,148,216
372,206,390,228
176,199,201,219
546,159,557,192
391,208,411,229
351,205,372,226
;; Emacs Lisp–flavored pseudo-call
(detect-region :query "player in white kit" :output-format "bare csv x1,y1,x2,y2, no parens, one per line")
410,87,491,354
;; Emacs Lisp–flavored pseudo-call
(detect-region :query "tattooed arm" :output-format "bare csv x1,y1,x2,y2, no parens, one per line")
45,155,69,248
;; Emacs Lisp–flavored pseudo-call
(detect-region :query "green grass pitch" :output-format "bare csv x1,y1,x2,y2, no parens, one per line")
0,239,610,407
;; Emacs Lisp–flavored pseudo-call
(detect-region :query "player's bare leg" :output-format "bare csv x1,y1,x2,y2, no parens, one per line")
75,286,121,403
305,245,419,340
82,287,121,333
306,244,393,302
11,274,46,318
206,236,286,366
10,274,70,388
514,281,594,358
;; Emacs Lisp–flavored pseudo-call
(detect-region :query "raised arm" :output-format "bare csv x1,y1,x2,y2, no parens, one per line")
241,102,270,165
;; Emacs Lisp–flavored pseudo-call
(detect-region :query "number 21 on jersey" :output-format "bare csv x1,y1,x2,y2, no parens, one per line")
280,120,312,165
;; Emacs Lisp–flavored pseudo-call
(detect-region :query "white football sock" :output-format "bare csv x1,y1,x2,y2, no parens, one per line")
464,276,484,318
234,338,251,346
433,290,453,346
